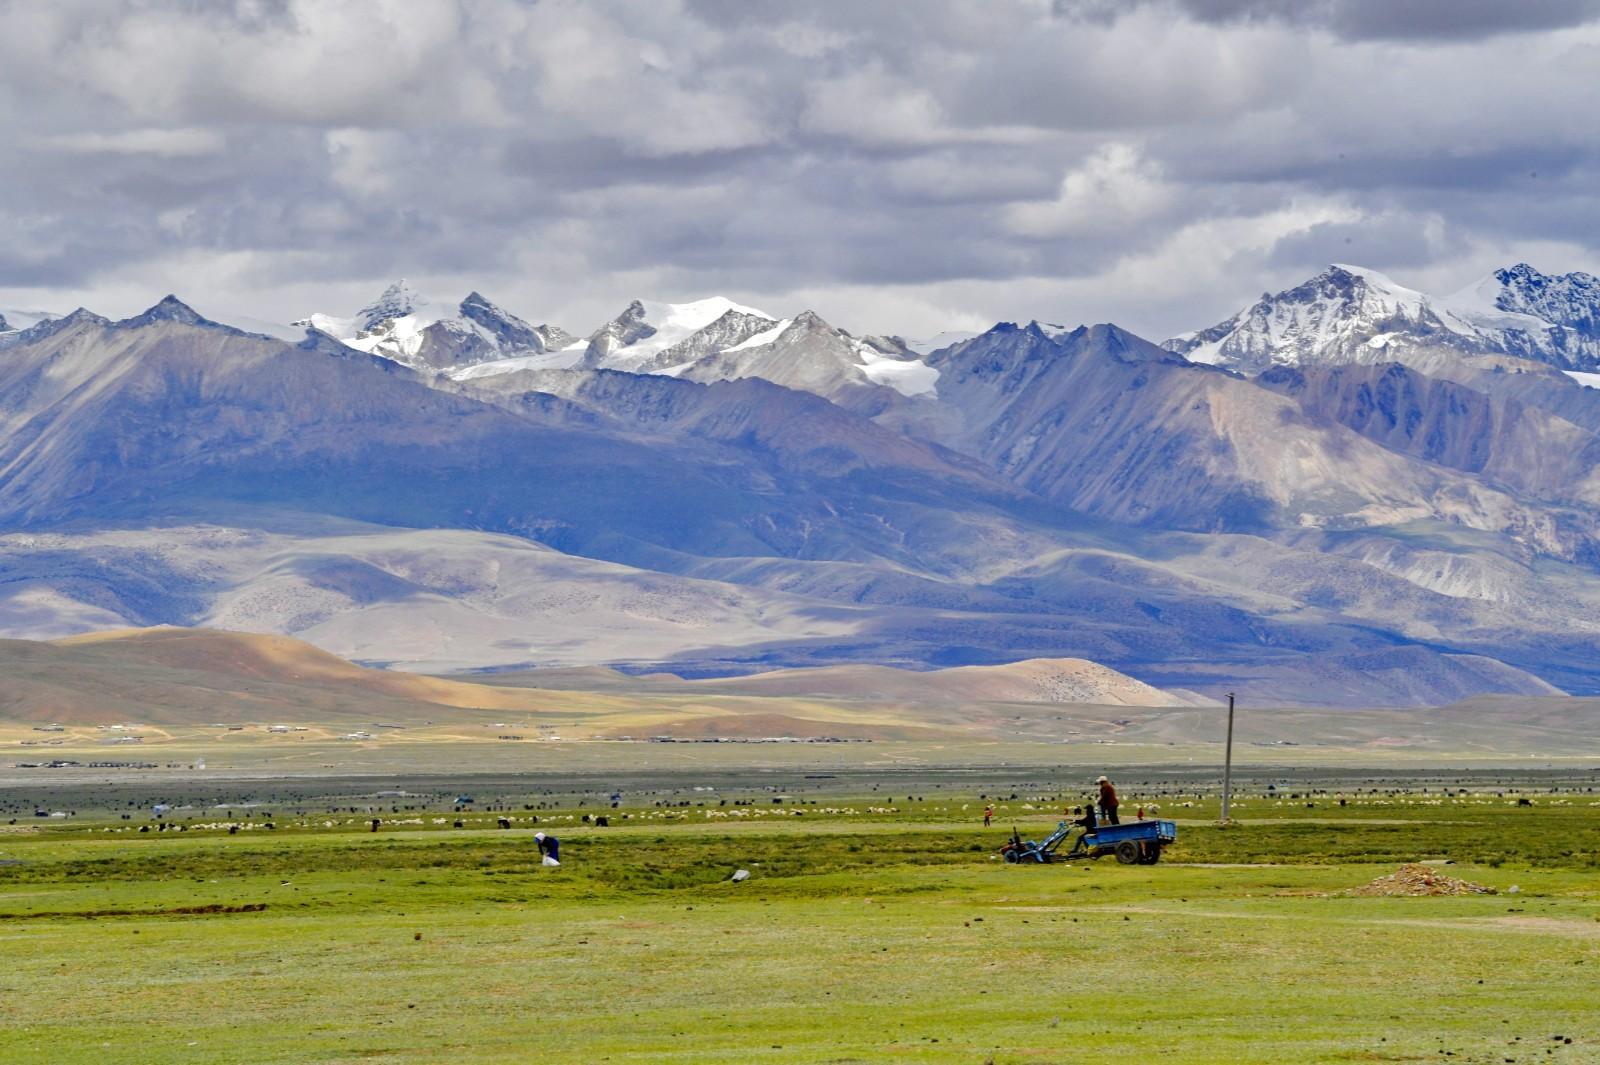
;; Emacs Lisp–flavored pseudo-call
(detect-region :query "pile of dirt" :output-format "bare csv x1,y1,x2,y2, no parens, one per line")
1345,864,1496,897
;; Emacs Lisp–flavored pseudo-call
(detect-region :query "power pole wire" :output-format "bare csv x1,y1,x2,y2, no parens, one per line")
1221,691,1236,824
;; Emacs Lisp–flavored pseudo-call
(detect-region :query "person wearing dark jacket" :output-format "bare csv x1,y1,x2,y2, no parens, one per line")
534,830,560,864
1065,805,1097,855
1097,776,1120,825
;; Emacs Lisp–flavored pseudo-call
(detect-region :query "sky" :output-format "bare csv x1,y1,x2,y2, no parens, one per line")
2,0,1599,340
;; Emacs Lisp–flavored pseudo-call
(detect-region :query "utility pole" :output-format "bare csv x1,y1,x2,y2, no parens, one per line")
1221,691,1236,824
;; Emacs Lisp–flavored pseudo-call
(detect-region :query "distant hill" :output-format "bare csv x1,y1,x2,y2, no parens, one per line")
0,627,1199,736
4,627,1599,754
650,659,1212,707
0,627,562,727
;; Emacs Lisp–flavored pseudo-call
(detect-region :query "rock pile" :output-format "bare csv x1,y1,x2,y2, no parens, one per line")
1346,863,1495,897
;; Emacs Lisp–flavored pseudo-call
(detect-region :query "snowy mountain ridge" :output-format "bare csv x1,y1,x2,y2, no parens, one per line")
674,309,941,401
579,297,774,373
297,281,574,373
1166,263,1600,375
0,308,59,335
14,258,1600,397
1460,262,1600,333
454,298,943,400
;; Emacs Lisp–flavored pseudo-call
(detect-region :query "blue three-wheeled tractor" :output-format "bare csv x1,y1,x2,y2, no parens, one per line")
1000,818,1176,865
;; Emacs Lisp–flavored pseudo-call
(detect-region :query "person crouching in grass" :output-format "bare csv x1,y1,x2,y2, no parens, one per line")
534,830,560,866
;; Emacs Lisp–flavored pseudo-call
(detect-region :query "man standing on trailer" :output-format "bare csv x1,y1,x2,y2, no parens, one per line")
1097,775,1120,825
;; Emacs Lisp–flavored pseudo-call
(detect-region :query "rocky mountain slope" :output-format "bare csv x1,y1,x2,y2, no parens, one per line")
679,310,939,412
901,321,1600,565
4,271,1600,707
1253,362,1600,509
0,519,868,673
454,300,942,420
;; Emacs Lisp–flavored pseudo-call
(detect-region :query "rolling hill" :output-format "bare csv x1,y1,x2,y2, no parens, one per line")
0,627,1199,740
4,627,1596,756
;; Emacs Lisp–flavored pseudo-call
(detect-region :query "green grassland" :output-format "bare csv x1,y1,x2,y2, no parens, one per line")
3,791,1599,1064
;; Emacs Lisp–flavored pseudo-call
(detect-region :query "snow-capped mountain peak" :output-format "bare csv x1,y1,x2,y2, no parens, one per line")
0,306,106,349
457,291,574,354
676,308,941,400
582,296,775,373
0,307,59,335
355,279,442,332
297,284,571,373
118,294,209,329
296,283,454,367
1446,263,1600,337
1168,261,1600,375
720,317,791,354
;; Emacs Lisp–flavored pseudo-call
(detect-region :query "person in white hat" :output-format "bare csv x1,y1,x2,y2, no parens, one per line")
1096,776,1120,825
533,830,560,866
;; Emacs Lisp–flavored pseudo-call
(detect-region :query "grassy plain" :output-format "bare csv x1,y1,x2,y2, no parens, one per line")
2,782,1599,1064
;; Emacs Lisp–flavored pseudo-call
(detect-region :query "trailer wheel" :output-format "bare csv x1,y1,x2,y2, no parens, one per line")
1138,843,1161,865
1114,840,1140,864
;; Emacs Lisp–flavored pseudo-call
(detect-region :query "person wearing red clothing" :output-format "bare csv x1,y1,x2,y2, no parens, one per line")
1096,775,1120,825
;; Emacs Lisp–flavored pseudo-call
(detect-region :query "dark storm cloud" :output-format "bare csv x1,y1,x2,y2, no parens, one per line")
1,0,1598,340
1263,215,1465,273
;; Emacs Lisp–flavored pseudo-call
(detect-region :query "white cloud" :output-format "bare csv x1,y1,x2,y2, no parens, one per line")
802,65,1048,148
324,129,398,197
512,2,775,157
44,127,225,157
767,21,852,59
1001,143,1178,238
0,0,1597,339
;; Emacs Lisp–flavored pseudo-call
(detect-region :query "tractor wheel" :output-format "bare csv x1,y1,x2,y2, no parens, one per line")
1114,840,1140,864
1003,849,1020,864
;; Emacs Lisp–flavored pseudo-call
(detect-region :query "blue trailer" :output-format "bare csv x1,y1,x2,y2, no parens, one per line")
1000,818,1176,865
